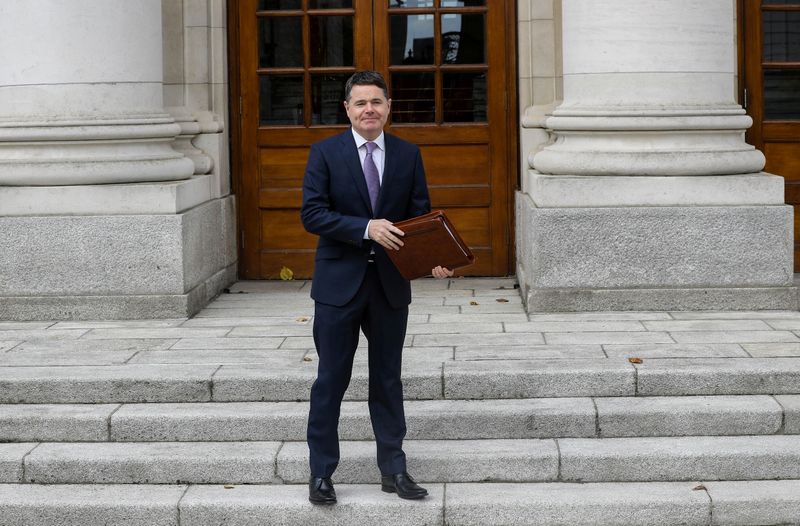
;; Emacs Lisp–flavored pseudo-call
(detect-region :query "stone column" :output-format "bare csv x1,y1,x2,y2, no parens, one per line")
516,0,795,311
0,0,236,320
0,0,194,185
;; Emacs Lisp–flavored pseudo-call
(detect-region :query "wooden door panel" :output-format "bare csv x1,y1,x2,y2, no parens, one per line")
442,207,491,247
259,189,303,208
259,147,307,209
259,148,310,183
260,210,318,249
233,0,516,279
764,143,800,182
420,144,491,185
429,187,490,207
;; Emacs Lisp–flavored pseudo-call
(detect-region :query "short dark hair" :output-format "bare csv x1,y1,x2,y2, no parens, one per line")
344,70,389,101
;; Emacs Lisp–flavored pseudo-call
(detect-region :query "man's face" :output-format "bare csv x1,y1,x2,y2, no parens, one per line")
344,84,391,141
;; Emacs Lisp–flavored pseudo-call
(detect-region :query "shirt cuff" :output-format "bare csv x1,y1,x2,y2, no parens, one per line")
363,220,371,240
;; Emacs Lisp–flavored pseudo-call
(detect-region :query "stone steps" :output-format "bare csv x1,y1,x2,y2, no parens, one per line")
4,333,800,523
4,435,800,485
2,480,800,525
2,357,800,403
2,395,798,442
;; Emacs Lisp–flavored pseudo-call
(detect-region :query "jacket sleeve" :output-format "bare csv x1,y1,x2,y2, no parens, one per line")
407,147,432,218
300,143,370,246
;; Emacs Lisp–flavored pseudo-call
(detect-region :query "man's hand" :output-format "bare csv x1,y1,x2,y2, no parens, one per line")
368,219,405,250
432,266,454,279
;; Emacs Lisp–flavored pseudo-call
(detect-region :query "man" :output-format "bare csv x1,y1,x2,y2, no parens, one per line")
301,70,452,505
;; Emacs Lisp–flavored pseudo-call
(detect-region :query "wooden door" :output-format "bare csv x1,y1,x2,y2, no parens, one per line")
231,0,516,279
741,0,800,268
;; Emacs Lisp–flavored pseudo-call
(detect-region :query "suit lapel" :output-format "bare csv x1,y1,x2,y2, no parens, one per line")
339,130,373,215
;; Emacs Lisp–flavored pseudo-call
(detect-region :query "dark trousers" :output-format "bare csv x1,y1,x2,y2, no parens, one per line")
307,264,409,478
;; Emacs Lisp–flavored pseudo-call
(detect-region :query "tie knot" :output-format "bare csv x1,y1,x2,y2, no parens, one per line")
365,141,377,154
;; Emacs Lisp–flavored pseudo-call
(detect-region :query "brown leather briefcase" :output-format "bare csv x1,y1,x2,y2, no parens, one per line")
386,210,475,280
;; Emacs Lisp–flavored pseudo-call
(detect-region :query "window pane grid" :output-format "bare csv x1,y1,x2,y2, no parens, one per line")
258,4,355,127
763,11,800,62
387,0,486,124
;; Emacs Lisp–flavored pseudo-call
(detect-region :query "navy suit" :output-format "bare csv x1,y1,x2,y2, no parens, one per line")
301,129,430,478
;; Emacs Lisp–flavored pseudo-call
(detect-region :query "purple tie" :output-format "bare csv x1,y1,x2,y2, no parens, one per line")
364,141,380,213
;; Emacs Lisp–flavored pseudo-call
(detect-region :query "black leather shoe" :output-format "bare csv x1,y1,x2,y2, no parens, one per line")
381,471,428,499
308,476,336,505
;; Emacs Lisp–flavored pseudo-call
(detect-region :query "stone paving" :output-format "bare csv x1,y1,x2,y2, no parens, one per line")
3,277,800,524
4,277,800,365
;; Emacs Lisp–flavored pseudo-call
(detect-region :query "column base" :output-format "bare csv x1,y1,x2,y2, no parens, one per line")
0,196,237,320
515,190,796,312
0,265,237,321
523,285,798,312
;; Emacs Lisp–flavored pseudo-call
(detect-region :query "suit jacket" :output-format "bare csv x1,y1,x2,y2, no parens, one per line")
301,129,431,309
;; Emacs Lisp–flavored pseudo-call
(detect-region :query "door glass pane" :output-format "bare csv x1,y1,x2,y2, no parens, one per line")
311,75,349,125
763,12,800,62
443,72,487,122
260,75,305,125
441,13,485,64
764,70,800,120
390,14,435,65
309,0,353,8
258,0,301,9
310,16,354,67
762,0,796,4
389,0,434,7
258,17,303,68
391,72,435,123
441,0,486,6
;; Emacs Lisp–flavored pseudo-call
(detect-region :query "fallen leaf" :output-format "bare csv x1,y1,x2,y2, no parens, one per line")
224,485,235,489
496,298,509,303
628,357,643,364
296,316,310,323
693,484,706,491
279,266,294,281
303,356,313,362
469,301,479,306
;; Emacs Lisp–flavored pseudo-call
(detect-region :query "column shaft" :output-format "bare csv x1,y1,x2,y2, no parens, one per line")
0,0,193,185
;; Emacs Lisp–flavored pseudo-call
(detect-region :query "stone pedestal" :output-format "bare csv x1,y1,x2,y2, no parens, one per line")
518,0,795,311
0,0,235,320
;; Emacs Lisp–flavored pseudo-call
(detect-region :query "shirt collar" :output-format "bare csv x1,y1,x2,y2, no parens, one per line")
351,128,385,151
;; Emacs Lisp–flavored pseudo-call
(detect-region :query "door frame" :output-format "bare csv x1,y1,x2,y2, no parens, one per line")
226,0,519,279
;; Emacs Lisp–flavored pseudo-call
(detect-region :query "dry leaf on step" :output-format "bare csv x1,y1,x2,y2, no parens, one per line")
279,266,294,280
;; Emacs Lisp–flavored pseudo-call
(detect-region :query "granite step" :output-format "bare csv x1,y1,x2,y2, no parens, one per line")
2,480,799,525
6,435,800,485
1,395,797,442
2,357,800,403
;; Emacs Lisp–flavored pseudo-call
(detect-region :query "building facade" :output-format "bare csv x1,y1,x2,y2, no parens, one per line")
0,0,797,320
